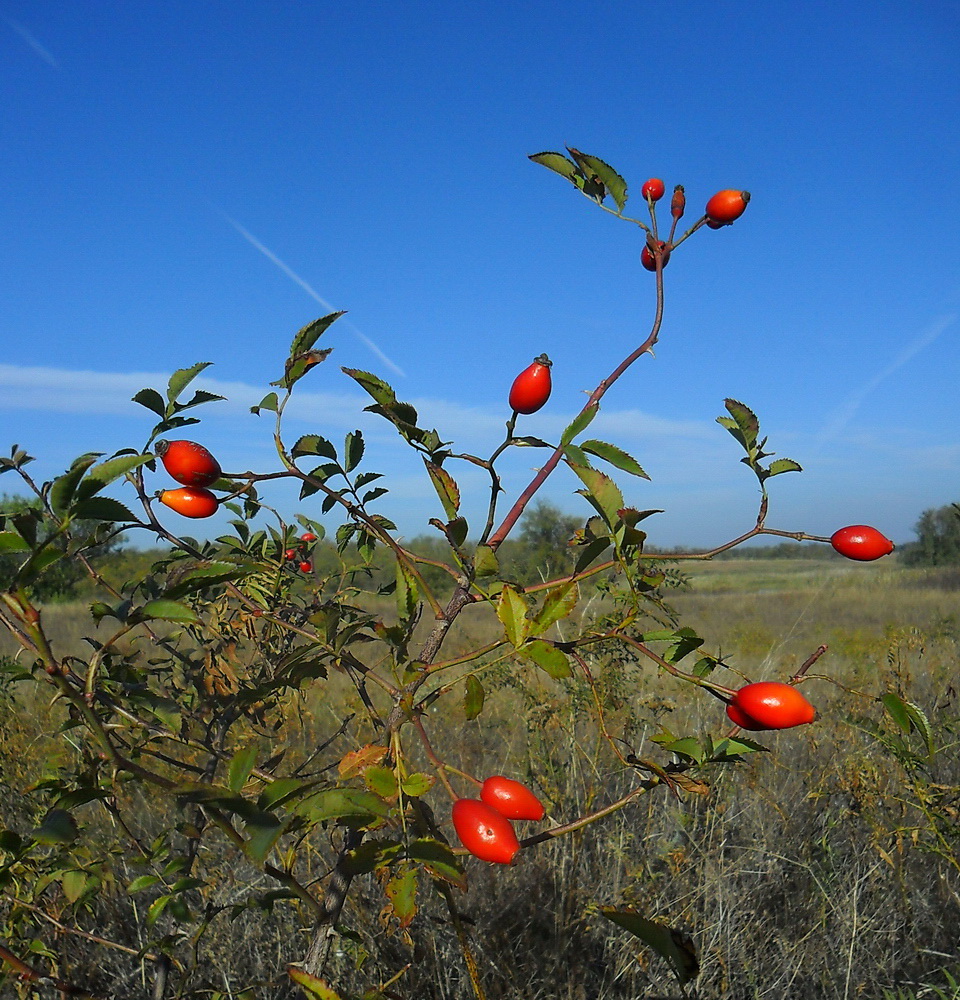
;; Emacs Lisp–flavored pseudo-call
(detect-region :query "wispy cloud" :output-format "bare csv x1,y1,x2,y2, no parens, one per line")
817,313,956,444
219,212,406,377
4,16,58,67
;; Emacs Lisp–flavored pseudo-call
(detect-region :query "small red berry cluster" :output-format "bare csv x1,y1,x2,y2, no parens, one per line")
285,532,318,574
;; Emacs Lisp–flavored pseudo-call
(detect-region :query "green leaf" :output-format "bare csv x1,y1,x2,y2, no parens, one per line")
600,907,700,985
49,454,100,514
581,439,649,479
395,560,419,622
567,151,628,212
61,869,89,903
286,967,343,1000
76,453,151,499
290,311,346,359
292,435,338,460
717,398,760,453
530,581,579,636
497,585,530,647
163,562,256,600
70,497,138,522
297,789,390,827
662,737,704,762
33,808,78,845
0,531,30,552
133,599,201,625
569,463,625,528
167,362,212,404
767,458,803,477
229,746,258,792
344,431,365,473
464,674,485,720
424,460,460,520
399,773,434,798
243,812,286,862
252,391,279,414
406,837,466,890
528,151,584,185
364,766,400,799
146,894,171,925
521,639,571,679
565,147,608,200
179,389,225,411
132,387,166,417
561,404,599,446
128,875,161,894
385,867,417,928
473,544,499,578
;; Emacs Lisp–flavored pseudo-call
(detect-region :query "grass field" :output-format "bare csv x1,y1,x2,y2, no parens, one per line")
2,556,959,999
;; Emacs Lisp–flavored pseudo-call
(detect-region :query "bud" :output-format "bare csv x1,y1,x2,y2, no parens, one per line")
671,185,685,220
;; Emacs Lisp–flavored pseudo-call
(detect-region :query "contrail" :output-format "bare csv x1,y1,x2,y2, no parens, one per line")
220,211,406,377
817,313,955,443
4,16,58,67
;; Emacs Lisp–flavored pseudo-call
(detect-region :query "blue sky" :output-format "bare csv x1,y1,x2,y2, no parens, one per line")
2,1,958,549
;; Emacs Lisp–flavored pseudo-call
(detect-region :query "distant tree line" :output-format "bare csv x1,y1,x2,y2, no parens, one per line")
900,502,960,566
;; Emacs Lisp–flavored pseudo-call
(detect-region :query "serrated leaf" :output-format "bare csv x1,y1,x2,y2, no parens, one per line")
424,460,460,520
297,788,390,827
229,746,258,792
663,737,704,762
77,453,151,498
167,362,212,404
575,536,610,573
497,585,530,647
128,874,161,894
530,581,579,636
561,404,599,446
344,430,365,473
464,674,484,720
581,439,649,479
132,387,166,417
399,773,434,798
292,435,338,460
258,778,313,811
134,599,201,625
163,562,255,600
528,151,584,185
568,151,628,212
513,435,552,448
395,559,419,622
569,463,625,528
364,765,400,799
385,867,417,928
406,837,466,890
767,458,803,477
338,745,388,780
521,639,571,679
179,388,225,411
600,907,699,985
717,398,759,453
71,497,138,522
49,454,100,514
290,311,346,359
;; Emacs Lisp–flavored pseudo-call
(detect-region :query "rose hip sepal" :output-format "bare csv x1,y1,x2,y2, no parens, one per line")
480,776,545,821
452,798,521,864
728,681,816,731
830,525,894,562
156,439,222,488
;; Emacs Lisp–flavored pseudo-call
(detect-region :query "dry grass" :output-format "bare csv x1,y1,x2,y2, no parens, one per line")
2,560,960,998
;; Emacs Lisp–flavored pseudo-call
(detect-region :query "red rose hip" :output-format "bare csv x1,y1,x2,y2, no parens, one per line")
830,525,894,562
452,798,520,864
480,776,545,821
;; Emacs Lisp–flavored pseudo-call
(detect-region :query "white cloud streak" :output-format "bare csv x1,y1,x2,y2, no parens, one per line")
219,212,406,377
817,313,956,444
4,16,58,67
